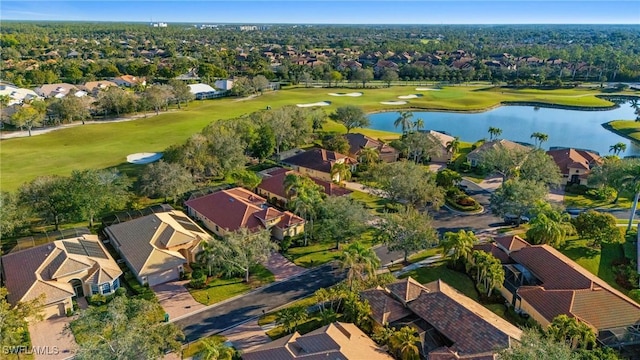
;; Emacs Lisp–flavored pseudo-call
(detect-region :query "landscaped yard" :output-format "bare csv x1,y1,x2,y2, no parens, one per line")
285,230,376,267
349,190,393,214
563,191,633,210
399,261,479,301
188,265,275,305
605,120,640,142
1,85,620,191
181,334,227,359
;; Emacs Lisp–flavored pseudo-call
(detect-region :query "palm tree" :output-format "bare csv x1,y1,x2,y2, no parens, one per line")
284,173,324,245
394,111,414,135
389,326,420,360
488,126,502,141
441,230,477,265
339,242,381,287
283,173,302,199
609,142,627,156
525,213,567,248
530,132,549,148
413,117,425,132
197,338,235,360
446,136,461,158
197,239,217,277
359,147,379,166
330,162,351,184
547,315,596,350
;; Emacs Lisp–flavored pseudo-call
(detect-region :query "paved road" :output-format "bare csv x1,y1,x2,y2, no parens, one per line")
175,263,345,342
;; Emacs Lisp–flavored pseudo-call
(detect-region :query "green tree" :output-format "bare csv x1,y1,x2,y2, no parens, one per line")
0,287,43,350
197,239,217,277
251,125,276,160
526,213,568,248
196,337,235,360
252,75,270,93
368,161,444,209
467,250,505,296
381,68,399,87
49,96,93,124
353,68,374,88
413,117,425,132
531,132,549,148
275,305,308,334
202,228,277,282
518,149,562,186
0,192,29,238
11,104,45,136
490,179,548,222
377,207,439,262
323,135,350,155
330,162,352,184
339,242,381,287
329,70,343,87
71,296,183,360
342,292,372,327
441,229,477,265
138,160,194,203
498,328,577,360
389,326,421,360
588,157,629,204
230,169,262,190
96,86,136,117
488,126,503,140
168,79,194,109
446,136,461,157
480,145,530,181
317,196,370,249
572,210,622,247
69,169,131,227
394,111,414,135
143,84,173,115
309,108,327,132
18,175,75,230
609,142,627,156
547,315,596,350
435,168,462,189
330,105,369,133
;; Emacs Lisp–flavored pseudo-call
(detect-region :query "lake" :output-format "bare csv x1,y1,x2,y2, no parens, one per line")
367,102,640,156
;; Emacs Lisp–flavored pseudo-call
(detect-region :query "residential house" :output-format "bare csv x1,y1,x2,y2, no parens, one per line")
546,148,602,186
374,60,399,75
80,80,117,95
174,68,200,81
421,130,456,163
256,167,351,207
344,133,399,163
34,83,84,98
187,83,225,100
475,235,640,352
1,235,122,318
112,75,146,87
281,148,357,183
0,82,41,106
105,210,210,286
466,139,531,167
184,187,304,240
214,79,234,91
243,322,393,360
361,277,522,359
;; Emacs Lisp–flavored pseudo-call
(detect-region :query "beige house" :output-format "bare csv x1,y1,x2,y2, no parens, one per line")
185,187,305,240
243,322,393,360
546,148,603,186
344,133,400,163
466,139,531,167
1,235,122,318
112,75,146,87
105,210,210,286
34,83,84,98
422,130,456,163
282,148,357,182
80,80,117,95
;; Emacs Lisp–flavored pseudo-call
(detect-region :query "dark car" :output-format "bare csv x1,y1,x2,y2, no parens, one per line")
504,214,530,225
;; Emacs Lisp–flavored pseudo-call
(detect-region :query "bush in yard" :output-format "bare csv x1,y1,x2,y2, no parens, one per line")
280,236,293,252
189,271,207,289
115,287,127,297
456,196,476,207
586,187,615,201
565,183,588,195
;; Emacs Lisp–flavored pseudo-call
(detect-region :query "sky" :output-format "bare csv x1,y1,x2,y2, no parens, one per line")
1,1,639,24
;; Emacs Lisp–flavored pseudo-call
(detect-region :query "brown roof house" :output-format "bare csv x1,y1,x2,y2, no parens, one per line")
361,277,522,359
281,148,357,183
345,133,400,163
184,187,304,241
1,235,122,318
242,322,393,360
475,235,640,351
546,148,603,186
105,210,210,286
421,130,456,163
34,83,84,98
256,167,351,207
112,75,146,87
466,139,531,167
80,80,117,95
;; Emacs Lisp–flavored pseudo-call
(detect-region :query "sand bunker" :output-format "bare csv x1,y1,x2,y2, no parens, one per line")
398,94,423,99
297,101,331,107
380,101,408,105
415,87,440,91
127,152,163,164
328,92,363,97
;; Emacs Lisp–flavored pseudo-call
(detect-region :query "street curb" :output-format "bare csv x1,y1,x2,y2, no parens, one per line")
443,203,485,216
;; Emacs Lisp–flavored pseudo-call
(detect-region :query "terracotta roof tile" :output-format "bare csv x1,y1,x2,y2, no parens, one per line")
546,148,602,174
257,168,351,199
387,277,428,303
360,288,412,324
282,148,356,174
494,235,530,253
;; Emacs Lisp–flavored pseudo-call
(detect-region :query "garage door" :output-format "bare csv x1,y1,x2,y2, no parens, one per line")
148,268,179,286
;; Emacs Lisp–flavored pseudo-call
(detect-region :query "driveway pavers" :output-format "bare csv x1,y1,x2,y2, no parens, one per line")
153,280,205,320
220,320,271,352
263,252,306,281
29,316,77,360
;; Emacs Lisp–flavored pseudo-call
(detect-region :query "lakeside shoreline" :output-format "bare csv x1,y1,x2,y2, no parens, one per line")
602,121,640,144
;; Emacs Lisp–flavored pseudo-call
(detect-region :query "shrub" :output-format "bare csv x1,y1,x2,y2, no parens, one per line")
456,196,476,207
565,183,589,195
189,271,207,289
181,271,192,280
66,308,74,317
384,202,404,213
88,294,107,306
115,287,127,297
586,186,615,201
280,236,293,252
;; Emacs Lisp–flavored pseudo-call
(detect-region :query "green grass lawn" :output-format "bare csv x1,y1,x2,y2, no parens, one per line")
399,261,480,301
605,120,640,142
257,296,318,326
349,190,393,214
188,265,275,305
181,335,227,359
563,191,633,210
285,229,376,267
1,86,619,191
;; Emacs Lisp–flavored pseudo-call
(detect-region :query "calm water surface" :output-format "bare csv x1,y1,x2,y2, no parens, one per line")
368,102,640,156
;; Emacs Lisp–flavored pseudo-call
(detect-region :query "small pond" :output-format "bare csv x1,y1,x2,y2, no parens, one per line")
367,101,640,156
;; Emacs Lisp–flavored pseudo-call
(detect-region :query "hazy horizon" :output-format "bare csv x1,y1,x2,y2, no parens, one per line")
2,1,638,25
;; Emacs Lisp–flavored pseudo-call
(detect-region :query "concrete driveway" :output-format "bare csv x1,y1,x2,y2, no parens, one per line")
29,316,77,360
153,280,205,321
263,252,306,281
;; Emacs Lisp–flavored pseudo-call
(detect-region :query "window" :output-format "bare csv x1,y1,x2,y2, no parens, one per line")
112,278,120,291
101,282,111,294
91,284,100,295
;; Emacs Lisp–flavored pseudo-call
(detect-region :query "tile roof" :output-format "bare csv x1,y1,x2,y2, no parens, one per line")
80,80,117,93
243,322,393,360
546,148,602,174
494,235,530,253
257,167,351,199
1,235,121,305
387,277,428,303
360,288,412,324
473,243,511,264
466,139,530,161
184,187,303,233
105,210,208,277
424,130,455,149
344,133,399,159
282,148,356,174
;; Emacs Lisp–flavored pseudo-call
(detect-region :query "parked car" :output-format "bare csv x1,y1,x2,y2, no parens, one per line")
504,214,530,225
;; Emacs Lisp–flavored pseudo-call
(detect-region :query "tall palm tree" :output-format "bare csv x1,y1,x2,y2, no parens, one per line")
197,239,217,277
525,213,567,248
197,338,235,360
446,136,461,158
339,242,381,287
488,126,502,141
530,132,549,148
441,230,477,265
359,147,379,166
389,326,420,360
330,162,351,184
609,142,627,156
413,118,425,132
394,111,414,135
